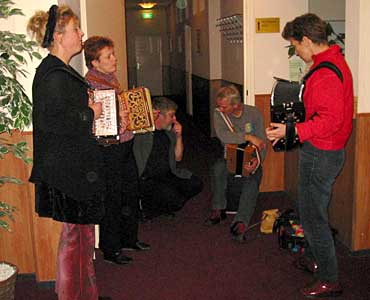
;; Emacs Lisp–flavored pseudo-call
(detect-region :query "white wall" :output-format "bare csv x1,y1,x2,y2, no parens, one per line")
0,0,56,124
253,0,308,94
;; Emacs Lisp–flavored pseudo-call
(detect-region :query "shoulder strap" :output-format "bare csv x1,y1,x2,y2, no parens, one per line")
85,73,122,92
302,61,343,83
215,108,235,132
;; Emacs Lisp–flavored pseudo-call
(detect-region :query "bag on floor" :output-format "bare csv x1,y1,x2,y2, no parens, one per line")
273,209,306,253
260,208,279,234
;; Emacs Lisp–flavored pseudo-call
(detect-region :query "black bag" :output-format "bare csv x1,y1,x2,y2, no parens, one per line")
273,209,306,253
270,61,343,152
273,208,338,253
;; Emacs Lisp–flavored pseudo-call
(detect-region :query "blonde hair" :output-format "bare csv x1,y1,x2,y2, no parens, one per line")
216,85,241,104
27,5,78,48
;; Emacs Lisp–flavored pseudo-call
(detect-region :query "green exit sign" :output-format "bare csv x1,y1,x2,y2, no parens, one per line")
142,12,153,19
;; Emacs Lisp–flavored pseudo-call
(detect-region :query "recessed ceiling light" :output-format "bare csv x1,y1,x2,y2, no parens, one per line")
138,2,157,9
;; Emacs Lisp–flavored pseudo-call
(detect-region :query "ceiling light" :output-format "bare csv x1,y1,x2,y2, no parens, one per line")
138,2,157,9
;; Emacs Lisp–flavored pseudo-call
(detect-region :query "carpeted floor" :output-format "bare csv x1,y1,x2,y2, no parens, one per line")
15,113,370,300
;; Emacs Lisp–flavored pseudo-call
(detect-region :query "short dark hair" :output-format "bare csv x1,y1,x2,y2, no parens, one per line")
282,13,328,44
216,85,241,105
84,36,114,69
152,97,178,113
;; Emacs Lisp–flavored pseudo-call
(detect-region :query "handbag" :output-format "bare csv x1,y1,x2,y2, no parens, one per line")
260,208,279,234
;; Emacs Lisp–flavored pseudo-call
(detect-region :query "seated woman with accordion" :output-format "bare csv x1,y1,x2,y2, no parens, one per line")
204,85,267,243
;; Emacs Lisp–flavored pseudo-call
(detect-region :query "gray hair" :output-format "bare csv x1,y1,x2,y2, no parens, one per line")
152,97,178,113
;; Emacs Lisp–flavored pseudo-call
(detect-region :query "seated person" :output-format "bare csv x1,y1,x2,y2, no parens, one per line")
205,85,267,243
133,97,203,220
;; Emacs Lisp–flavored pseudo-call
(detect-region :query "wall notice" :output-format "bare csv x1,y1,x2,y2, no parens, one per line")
255,18,280,33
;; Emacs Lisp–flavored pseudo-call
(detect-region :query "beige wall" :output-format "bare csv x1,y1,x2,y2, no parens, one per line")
84,0,128,89
208,0,221,80
220,0,243,85
355,0,370,113
191,1,210,79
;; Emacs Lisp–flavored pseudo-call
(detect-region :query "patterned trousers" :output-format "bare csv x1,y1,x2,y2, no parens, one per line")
55,223,98,300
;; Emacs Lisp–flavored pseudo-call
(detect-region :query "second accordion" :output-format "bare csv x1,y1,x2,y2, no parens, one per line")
226,142,260,177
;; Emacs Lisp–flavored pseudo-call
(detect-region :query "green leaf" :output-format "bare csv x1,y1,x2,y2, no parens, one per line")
32,52,42,60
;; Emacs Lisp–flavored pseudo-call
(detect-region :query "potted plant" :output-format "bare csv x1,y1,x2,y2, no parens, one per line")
0,0,40,299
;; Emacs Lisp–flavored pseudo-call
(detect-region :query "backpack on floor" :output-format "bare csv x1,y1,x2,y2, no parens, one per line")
273,209,306,253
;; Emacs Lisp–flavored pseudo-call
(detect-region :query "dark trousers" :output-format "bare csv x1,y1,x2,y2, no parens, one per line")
139,174,203,218
99,141,139,254
210,158,262,225
298,142,344,282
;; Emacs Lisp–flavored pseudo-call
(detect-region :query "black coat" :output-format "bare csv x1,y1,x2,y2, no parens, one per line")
30,54,105,223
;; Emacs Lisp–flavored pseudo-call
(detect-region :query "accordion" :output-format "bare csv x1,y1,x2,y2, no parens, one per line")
226,142,260,177
92,89,120,145
270,78,305,152
119,87,155,134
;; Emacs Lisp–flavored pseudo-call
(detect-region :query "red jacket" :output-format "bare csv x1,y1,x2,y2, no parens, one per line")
296,45,354,150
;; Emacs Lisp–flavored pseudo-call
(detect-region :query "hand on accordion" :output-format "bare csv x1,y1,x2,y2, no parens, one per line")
266,122,287,146
244,157,258,174
245,134,266,151
119,109,130,134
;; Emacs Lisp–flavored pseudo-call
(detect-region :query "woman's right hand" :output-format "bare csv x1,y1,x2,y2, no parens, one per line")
88,100,102,120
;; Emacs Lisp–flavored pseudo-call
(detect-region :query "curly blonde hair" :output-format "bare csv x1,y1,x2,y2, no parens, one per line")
27,5,78,48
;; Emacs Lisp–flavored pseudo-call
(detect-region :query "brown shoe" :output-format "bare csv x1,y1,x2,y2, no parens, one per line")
293,256,318,273
300,280,342,298
230,222,247,243
204,209,227,226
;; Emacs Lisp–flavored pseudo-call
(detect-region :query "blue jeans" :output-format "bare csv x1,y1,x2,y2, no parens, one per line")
210,158,262,226
298,142,345,282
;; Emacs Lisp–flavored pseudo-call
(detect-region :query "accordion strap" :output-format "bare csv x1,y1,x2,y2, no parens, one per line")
216,108,235,133
86,73,122,93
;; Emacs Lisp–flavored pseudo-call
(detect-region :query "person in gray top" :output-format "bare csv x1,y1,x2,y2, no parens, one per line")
205,85,267,242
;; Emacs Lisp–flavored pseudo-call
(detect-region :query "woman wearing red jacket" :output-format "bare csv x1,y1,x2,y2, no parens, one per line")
266,13,353,298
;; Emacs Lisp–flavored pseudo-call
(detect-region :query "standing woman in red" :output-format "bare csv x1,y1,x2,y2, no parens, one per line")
27,5,110,300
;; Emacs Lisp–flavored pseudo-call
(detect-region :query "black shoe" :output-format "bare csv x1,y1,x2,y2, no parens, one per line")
204,209,227,226
103,251,132,265
293,256,318,274
99,296,112,300
122,241,151,251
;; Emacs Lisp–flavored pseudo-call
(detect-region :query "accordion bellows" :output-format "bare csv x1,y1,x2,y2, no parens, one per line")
226,142,260,177
120,87,155,134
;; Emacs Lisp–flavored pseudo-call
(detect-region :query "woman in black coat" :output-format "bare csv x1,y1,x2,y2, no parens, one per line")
28,5,109,300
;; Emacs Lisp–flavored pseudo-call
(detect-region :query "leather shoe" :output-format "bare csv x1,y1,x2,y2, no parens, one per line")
230,222,247,243
98,297,112,300
204,209,227,226
300,280,342,298
293,256,318,273
103,251,132,265
122,241,151,251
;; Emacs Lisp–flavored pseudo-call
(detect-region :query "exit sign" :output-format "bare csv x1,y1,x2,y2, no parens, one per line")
142,12,153,19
